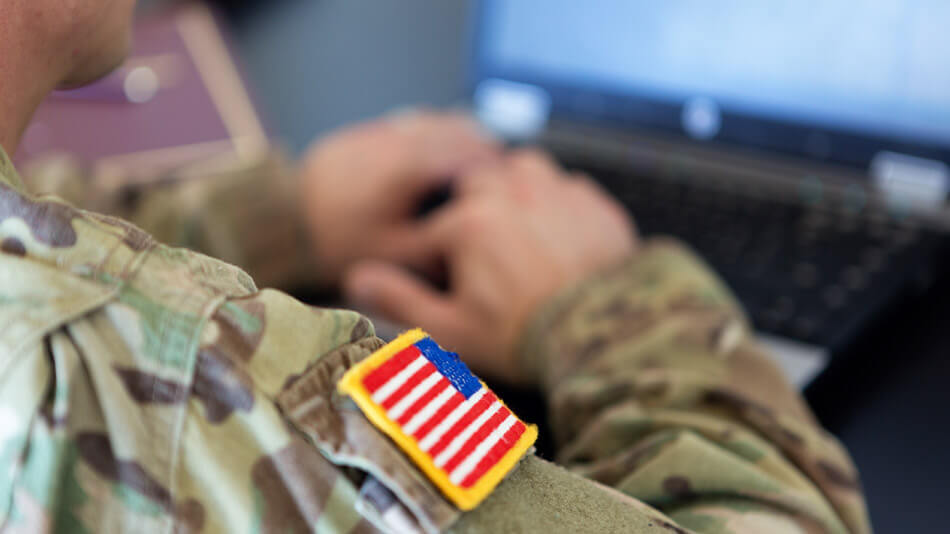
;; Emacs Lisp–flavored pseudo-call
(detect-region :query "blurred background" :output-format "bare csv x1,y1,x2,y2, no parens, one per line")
15,1,950,530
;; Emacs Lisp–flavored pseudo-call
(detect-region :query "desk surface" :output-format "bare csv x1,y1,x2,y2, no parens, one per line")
224,1,949,530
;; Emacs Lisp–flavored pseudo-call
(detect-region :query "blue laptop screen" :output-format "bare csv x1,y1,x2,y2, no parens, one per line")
474,0,950,162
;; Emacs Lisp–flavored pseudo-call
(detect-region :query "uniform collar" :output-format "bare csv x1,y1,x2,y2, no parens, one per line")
0,146,26,191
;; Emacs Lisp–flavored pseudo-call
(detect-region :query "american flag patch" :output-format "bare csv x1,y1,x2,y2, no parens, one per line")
338,329,537,510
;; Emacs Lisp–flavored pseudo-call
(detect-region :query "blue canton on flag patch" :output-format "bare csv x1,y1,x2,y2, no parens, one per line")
338,329,537,510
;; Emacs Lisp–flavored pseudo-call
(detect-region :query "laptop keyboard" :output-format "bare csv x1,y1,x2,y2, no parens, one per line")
580,165,946,349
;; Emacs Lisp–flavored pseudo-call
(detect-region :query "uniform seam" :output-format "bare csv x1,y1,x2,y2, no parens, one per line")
162,292,227,534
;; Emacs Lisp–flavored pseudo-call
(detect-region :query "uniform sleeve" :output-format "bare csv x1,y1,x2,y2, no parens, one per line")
517,239,871,534
20,150,322,291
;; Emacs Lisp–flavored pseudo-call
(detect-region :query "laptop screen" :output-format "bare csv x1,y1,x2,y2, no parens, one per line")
471,0,950,168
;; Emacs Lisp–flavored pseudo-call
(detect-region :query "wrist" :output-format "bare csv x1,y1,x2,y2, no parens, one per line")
514,254,637,388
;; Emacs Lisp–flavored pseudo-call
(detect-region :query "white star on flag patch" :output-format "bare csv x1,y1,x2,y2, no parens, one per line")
338,328,537,510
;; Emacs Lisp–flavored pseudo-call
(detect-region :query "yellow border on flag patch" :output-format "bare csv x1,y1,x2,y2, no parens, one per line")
338,328,538,511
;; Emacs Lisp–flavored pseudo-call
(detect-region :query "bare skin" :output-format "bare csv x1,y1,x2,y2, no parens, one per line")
299,111,504,285
0,0,136,153
343,150,638,383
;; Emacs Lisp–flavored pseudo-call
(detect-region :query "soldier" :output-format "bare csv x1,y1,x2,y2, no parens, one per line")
0,1,870,533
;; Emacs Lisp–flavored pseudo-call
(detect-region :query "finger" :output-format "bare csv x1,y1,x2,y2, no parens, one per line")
417,192,502,253
374,225,448,279
374,194,480,273
344,260,461,332
454,159,508,198
402,114,502,179
505,149,562,184
502,149,569,203
379,121,502,210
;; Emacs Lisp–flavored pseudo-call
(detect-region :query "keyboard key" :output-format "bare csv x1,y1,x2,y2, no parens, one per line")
793,262,819,288
823,285,848,310
861,248,886,272
842,266,867,291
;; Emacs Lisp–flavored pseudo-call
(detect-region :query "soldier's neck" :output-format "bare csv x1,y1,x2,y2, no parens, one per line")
0,31,63,157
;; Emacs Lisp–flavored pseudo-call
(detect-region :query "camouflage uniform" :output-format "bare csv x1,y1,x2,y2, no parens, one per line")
1,147,870,533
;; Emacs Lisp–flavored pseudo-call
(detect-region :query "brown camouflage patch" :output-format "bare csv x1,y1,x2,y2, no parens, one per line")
115,367,189,404
638,355,665,370
250,441,342,533
77,433,174,504
817,460,862,491
0,183,78,247
636,376,671,399
576,335,609,363
86,212,153,252
608,313,662,345
350,316,372,343
667,293,715,313
38,404,67,429
192,349,255,423
279,335,385,392
210,298,267,363
115,363,252,425
565,312,661,373
778,427,805,448
578,431,673,486
76,433,205,532
655,519,690,533
591,297,652,323
702,389,775,419
174,499,207,534
0,237,25,256
599,296,635,317
662,476,696,499
187,298,268,423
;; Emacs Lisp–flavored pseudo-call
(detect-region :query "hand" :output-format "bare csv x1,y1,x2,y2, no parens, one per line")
299,111,501,284
344,150,638,384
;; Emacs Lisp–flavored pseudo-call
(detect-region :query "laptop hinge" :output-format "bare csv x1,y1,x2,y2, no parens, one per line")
870,151,949,211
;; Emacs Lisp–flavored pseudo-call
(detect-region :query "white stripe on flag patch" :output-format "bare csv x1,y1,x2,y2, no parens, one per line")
371,355,429,404
402,383,456,436
387,371,441,420
418,388,488,451
434,401,504,468
448,414,519,485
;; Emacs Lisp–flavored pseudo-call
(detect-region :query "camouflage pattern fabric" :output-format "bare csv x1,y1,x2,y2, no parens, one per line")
507,241,870,533
19,150,321,291
0,146,870,533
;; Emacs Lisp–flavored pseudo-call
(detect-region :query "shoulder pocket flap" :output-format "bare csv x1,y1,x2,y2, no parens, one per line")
276,337,460,534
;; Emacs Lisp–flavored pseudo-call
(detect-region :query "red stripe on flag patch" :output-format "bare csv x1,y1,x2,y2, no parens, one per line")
426,391,496,457
460,421,527,488
396,377,453,426
441,405,512,473
380,363,437,410
362,345,422,392
411,391,465,441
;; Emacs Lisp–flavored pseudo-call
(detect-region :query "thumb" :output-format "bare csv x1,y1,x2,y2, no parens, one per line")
344,260,459,333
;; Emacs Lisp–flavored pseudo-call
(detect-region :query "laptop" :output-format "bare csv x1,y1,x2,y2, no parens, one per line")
469,0,950,387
